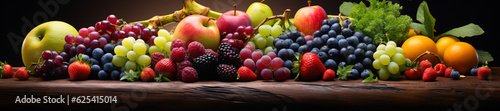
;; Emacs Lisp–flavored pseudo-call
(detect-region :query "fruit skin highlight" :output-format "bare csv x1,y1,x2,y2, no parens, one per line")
401,35,439,65
22,21,79,67
443,42,478,74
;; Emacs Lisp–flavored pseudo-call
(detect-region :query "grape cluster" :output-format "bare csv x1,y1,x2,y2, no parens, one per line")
33,50,69,80
372,41,407,80
221,25,253,49
112,37,151,73
250,25,282,54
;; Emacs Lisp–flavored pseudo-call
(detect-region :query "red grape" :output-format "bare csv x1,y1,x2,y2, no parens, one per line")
244,26,253,35
127,32,137,38
256,59,266,70
88,31,100,40
136,23,145,29
150,29,157,36
51,51,58,59
149,36,156,45
244,44,255,52
233,32,240,40
95,21,101,31
266,52,276,59
65,34,74,44
101,20,110,31
225,33,233,39
99,38,107,47
274,67,290,81
141,28,151,40
118,31,126,39
64,43,73,53
239,48,252,60
42,50,53,60
54,55,63,66
243,59,256,70
76,44,86,54
261,55,272,66
251,50,263,62
87,26,95,32
83,38,91,47
261,68,273,80
79,28,89,37
122,25,132,33
107,14,117,24
74,35,84,45
131,26,141,35
271,57,284,70
90,40,99,49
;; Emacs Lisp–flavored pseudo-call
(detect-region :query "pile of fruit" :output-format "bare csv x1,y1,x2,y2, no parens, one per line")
5,0,492,82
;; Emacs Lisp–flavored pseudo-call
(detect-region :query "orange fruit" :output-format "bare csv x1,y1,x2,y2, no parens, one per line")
407,29,418,37
436,36,459,59
443,42,478,74
401,35,439,65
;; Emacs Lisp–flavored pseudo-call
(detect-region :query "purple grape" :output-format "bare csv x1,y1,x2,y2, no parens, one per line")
51,51,58,59
83,37,91,47
74,35,84,45
42,59,54,71
42,50,53,60
69,46,77,57
101,33,111,42
59,52,68,61
54,55,63,66
243,59,256,70
271,57,284,70
261,68,273,80
65,34,74,44
76,44,86,54
64,43,73,53
90,40,99,49
99,37,107,47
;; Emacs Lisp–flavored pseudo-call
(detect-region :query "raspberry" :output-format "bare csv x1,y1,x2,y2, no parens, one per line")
150,52,165,69
177,60,193,80
204,49,218,58
170,47,186,63
188,41,206,58
182,67,198,82
171,39,186,51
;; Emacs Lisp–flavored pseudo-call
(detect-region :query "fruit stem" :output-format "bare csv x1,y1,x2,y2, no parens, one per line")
308,0,311,7
204,17,215,27
233,4,237,16
260,0,265,3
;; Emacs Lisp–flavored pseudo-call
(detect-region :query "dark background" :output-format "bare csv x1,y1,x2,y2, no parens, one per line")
1,0,496,67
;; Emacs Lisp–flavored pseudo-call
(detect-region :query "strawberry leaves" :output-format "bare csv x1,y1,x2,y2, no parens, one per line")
362,71,378,83
337,65,354,81
120,70,140,82
154,74,171,82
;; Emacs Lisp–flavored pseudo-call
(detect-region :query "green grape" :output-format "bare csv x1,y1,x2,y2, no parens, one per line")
125,61,137,71
264,46,274,55
255,37,267,49
165,42,172,55
154,37,167,50
133,43,147,55
135,39,145,44
373,50,385,60
114,46,128,57
386,41,397,47
158,29,170,39
395,47,405,55
372,59,383,69
127,51,138,61
378,66,390,80
266,36,274,47
137,55,151,66
149,46,161,55
388,62,399,74
391,53,406,65
376,44,386,51
258,25,272,36
122,37,135,50
379,54,391,65
385,45,396,56
270,25,282,38
111,55,127,67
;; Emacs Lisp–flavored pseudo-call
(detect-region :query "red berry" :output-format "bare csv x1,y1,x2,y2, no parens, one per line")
14,67,29,80
434,63,446,76
477,67,492,80
405,68,422,80
2,64,14,78
204,49,218,58
177,60,194,80
150,52,165,69
188,41,206,58
323,69,336,81
420,60,432,70
182,67,198,82
155,59,177,80
171,39,186,50
237,66,257,82
170,47,186,63
422,68,437,82
140,68,156,82
444,68,454,78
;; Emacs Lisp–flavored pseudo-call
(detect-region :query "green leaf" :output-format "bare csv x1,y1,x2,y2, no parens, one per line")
339,2,356,16
120,70,139,82
362,72,378,83
337,65,354,81
477,50,494,65
416,1,435,38
438,23,484,38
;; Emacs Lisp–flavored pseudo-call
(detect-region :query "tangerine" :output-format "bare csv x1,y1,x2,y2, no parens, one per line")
443,42,478,74
401,35,439,65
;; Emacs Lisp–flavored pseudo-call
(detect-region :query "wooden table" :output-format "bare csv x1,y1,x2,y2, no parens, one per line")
1,67,499,111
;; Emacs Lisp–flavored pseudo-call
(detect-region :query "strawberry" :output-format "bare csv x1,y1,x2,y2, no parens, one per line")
68,54,91,80
155,58,177,80
322,69,335,81
434,63,446,76
405,68,422,80
420,60,432,70
14,67,29,80
297,53,326,81
140,67,156,82
444,67,454,78
477,66,491,80
422,68,437,82
237,66,257,82
1,63,14,78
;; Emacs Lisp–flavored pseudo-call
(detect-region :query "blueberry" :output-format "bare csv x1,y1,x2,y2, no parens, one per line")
362,58,372,68
284,39,294,47
278,34,289,40
336,35,345,40
85,48,92,57
322,19,328,25
353,32,364,41
470,67,479,76
290,43,300,52
451,70,461,80
326,38,338,48
92,48,104,60
320,46,330,53
328,30,337,37
354,62,364,72
296,37,307,45
328,17,339,25
324,59,337,70
110,70,121,80
313,30,322,37
347,46,355,54
306,41,313,48
90,65,101,79
287,49,296,60
82,54,91,62
346,54,357,65
103,44,114,54
278,48,290,60
342,19,352,28
357,43,367,51
101,53,113,63
363,36,373,44
367,44,376,52
98,70,109,80
347,36,359,46
312,37,323,48
361,69,372,79
354,48,365,60
338,39,349,48
284,60,293,70
89,58,100,66
290,30,301,41
273,38,282,46
340,47,349,58
317,52,328,63
331,23,341,33
320,25,330,34
103,63,114,73
321,34,329,43
310,48,320,55
119,72,126,79
327,48,340,59
365,51,374,60
298,45,309,54
275,40,287,50
348,69,359,80
342,28,353,37
338,61,347,68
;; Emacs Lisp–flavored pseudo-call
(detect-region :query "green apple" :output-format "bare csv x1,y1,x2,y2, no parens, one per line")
246,1,274,27
22,21,78,67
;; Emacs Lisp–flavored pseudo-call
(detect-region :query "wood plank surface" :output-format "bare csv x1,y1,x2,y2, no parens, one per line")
0,67,499,111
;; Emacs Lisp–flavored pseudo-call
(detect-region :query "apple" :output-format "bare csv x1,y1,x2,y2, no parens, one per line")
293,1,327,36
173,15,220,50
246,0,274,27
22,21,78,67
216,5,252,36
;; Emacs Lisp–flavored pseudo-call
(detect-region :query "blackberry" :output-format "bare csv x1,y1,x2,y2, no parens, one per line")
216,64,238,82
217,43,241,67
193,53,218,80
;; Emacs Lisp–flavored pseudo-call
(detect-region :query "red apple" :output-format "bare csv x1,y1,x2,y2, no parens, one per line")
173,15,220,50
216,9,252,36
293,1,327,36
